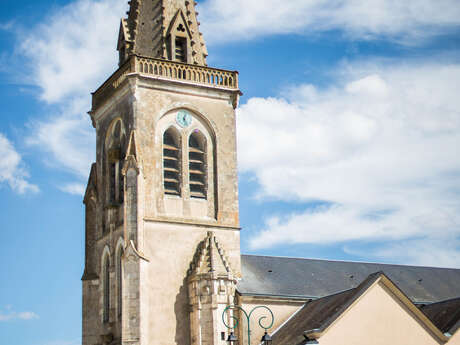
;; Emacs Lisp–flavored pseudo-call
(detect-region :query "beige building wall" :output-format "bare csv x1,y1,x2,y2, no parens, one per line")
318,281,444,345
140,222,240,345
448,331,460,345
239,296,305,345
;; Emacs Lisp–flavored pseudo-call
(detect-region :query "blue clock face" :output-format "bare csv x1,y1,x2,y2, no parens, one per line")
176,110,193,128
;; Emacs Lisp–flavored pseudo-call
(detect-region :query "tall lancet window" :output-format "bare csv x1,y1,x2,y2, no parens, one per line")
106,119,126,205
116,246,124,319
163,128,181,196
189,131,207,199
103,255,110,323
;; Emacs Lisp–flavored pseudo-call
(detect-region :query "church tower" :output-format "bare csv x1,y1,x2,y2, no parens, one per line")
82,1,242,344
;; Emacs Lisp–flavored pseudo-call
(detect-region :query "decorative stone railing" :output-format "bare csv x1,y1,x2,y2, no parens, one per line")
92,55,239,109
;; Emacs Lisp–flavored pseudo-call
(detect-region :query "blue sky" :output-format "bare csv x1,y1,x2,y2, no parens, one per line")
1,0,460,344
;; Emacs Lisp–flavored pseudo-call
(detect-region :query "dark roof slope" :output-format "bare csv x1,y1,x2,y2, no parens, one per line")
272,273,382,345
238,255,460,303
421,297,460,334
271,291,353,345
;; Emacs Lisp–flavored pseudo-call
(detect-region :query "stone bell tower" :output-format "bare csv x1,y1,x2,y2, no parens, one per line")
81,1,242,345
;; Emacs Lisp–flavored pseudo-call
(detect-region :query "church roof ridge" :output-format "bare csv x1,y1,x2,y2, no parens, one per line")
241,253,460,271
238,254,460,304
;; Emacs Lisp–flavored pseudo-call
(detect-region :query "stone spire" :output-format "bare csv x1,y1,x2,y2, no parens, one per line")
118,0,208,66
188,231,235,278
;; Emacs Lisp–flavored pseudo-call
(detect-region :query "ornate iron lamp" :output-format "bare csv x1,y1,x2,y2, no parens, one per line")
226,331,238,345
261,331,272,345
222,305,274,345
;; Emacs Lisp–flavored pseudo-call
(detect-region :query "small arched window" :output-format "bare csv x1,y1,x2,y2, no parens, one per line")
103,255,110,323
116,246,124,319
189,131,207,199
163,128,181,196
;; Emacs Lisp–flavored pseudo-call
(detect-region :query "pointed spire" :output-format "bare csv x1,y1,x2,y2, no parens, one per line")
118,0,208,66
126,131,138,159
83,163,98,204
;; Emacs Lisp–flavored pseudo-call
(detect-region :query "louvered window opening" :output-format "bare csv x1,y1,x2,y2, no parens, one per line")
175,37,187,63
163,130,181,196
189,133,206,199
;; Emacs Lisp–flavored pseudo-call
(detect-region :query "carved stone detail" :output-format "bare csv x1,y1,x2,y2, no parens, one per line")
188,232,237,345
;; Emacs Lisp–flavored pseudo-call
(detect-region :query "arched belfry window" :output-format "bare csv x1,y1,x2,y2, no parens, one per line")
103,254,110,323
163,127,181,196
106,119,126,205
189,131,207,199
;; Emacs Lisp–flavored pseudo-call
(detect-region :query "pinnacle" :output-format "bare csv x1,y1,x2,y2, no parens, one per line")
188,232,234,278
118,0,208,66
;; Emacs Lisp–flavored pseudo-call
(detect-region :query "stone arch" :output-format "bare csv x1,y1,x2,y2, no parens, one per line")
101,245,112,267
157,104,218,141
101,246,111,323
105,118,127,205
105,117,127,154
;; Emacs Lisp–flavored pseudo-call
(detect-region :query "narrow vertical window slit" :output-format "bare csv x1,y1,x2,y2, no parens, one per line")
117,249,123,319
103,257,110,323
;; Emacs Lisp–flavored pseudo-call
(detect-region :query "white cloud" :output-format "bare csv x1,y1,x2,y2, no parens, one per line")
27,98,95,180
239,60,460,267
346,239,460,269
0,133,39,194
17,0,126,192
0,310,38,322
59,183,87,196
19,0,127,103
199,0,460,44
0,21,14,31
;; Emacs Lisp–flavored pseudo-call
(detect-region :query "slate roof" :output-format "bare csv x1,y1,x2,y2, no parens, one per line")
420,297,460,334
238,255,460,303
